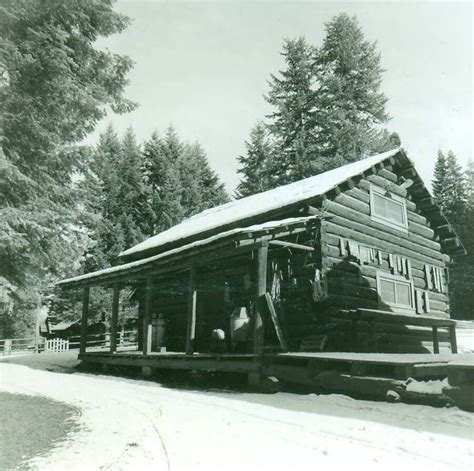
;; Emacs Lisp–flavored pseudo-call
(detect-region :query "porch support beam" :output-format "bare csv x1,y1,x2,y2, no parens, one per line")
268,240,314,252
253,243,268,356
110,283,120,353
142,277,153,355
449,325,458,354
186,266,198,355
80,286,90,354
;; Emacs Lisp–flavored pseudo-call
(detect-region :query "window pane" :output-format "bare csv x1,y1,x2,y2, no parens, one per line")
387,200,404,225
380,279,396,304
373,194,387,218
396,283,411,306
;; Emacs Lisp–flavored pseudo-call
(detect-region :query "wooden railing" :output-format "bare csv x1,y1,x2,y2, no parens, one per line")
0,330,138,355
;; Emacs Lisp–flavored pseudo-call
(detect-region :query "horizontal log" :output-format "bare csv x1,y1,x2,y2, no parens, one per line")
345,186,432,227
434,224,454,237
323,219,444,266
336,191,435,240
323,200,442,254
268,240,314,251
327,280,379,301
377,168,398,183
364,175,408,198
401,168,417,179
326,293,379,310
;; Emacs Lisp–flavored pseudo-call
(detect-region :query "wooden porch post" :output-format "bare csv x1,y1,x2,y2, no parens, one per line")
142,277,153,355
110,283,120,353
249,243,268,386
186,266,197,355
449,325,458,354
253,243,268,356
432,326,440,354
80,286,90,354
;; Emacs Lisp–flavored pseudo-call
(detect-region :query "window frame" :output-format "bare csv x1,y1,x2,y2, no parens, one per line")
369,184,409,233
376,271,415,313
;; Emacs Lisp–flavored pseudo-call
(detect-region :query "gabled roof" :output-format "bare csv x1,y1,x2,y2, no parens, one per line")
121,148,402,260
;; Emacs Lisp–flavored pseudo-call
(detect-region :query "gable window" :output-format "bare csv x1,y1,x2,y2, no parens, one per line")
370,184,408,232
376,272,414,312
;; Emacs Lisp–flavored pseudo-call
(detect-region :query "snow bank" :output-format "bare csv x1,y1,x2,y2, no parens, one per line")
1,356,473,471
405,378,449,395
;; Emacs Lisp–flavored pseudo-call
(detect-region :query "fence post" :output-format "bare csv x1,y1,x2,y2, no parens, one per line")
80,286,90,354
4,339,12,356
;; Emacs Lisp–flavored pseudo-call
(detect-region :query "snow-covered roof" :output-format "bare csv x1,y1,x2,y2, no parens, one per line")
57,216,317,287
121,148,402,259
50,320,80,331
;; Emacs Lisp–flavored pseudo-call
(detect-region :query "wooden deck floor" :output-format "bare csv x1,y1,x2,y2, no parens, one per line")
79,349,473,381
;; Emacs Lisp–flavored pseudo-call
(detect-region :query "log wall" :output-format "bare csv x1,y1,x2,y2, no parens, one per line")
312,166,452,353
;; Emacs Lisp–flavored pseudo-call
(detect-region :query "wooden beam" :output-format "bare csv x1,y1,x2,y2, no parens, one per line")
401,168,417,179
80,286,90,354
435,224,454,237
432,326,440,354
449,325,458,354
142,277,153,355
418,196,437,209
186,267,197,355
264,293,288,352
110,283,120,353
268,240,314,252
444,237,461,248
253,244,268,357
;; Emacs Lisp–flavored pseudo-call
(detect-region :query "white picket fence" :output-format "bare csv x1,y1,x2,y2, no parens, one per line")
0,330,138,355
45,338,69,353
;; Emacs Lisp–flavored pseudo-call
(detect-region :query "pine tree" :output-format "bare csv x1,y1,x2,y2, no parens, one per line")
159,163,185,230
239,14,392,191
0,0,135,335
432,152,472,320
265,37,317,184
433,150,466,223
432,150,449,211
236,122,274,197
450,160,474,320
313,13,390,170
180,142,229,212
142,131,165,236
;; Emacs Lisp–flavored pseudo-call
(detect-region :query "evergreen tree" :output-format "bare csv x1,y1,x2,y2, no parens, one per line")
432,150,466,223
143,127,228,231
0,0,134,335
450,160,474,320
179,142,229,213
159,163,185,230
83,127,150,269
313,13,390,170
265,37,317,184
142,131,166,236
432,151,472,319
236,122,274,197
237,14,392,192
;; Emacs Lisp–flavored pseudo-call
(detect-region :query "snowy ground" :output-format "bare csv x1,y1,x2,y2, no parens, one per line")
0,354,473,471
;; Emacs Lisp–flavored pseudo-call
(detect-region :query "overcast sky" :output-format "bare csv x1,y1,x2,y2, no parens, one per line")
91,0,473,192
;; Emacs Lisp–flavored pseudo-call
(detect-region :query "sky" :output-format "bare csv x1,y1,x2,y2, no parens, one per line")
90,0,473,192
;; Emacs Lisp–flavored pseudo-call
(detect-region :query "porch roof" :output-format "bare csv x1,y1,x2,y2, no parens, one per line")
57,215,319,289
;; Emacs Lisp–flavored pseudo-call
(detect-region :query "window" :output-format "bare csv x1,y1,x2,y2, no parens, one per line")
370,184,408,232
376,272,415,312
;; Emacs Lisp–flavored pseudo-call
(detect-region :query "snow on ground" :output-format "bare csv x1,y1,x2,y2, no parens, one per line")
0,354,473,471
456,321,474,353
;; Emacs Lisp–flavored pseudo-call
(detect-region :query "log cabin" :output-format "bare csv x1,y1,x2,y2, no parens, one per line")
57,147,466,381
